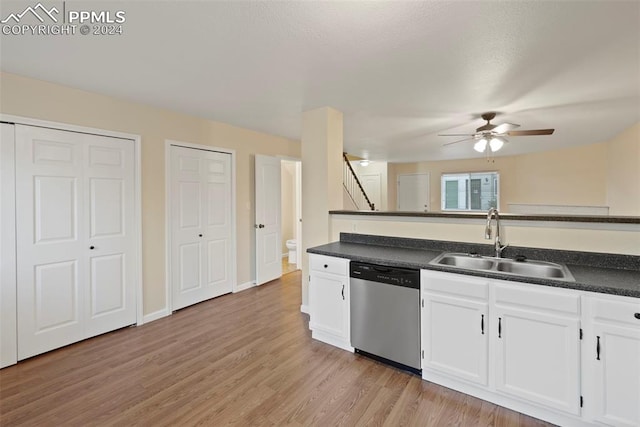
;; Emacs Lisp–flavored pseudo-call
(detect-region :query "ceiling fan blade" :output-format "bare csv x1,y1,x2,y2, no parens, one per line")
443,137,475,146
438,133,475,137
507,129,555,136
492,122,520,134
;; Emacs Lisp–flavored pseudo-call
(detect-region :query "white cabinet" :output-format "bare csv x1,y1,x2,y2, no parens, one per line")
308,254,352,352
583,294,640,427
421,269,589,427
493,281,581,416
421,271,489,386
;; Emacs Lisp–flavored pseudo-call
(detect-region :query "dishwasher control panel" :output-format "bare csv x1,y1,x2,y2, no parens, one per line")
350,262,420,289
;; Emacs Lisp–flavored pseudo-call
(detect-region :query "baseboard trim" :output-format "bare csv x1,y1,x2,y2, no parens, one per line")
142,308,170,324
234,281,255,293
300,304,309,314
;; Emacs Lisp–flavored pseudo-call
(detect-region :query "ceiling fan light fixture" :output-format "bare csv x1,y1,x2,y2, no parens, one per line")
474,138,487,153
359,160,370,167
489,137,505,152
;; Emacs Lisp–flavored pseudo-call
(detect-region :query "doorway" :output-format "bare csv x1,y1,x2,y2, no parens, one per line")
166,141,236,311
281,160,302,275
255,156,301,286
1,118,142,366
397,173,430,212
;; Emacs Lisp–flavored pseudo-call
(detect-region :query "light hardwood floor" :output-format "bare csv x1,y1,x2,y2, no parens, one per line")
0,272,553,426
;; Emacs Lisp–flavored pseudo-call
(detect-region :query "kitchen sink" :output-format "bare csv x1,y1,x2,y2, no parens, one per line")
496,260,569,279
429,252,575,282
436,254,496,270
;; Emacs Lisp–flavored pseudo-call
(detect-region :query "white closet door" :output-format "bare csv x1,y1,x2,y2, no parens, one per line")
171,145,232,310
84,137,136,337
16,125,136,360
201,150,233,298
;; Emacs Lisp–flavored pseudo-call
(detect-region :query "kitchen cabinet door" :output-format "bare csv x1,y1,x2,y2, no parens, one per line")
585,296,640,427
308,254,351,351
422,292,489,385
494,305,581,415
309,273,348,338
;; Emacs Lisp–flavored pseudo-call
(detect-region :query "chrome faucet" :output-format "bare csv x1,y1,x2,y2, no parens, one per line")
485,208,508,258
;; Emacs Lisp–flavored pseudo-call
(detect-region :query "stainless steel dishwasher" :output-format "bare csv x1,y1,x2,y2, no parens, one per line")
350,261,421,373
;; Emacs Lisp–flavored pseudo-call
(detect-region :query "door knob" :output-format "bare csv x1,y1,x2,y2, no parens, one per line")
259,224,265,228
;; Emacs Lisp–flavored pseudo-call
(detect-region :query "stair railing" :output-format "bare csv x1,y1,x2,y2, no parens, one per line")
342,152,375,211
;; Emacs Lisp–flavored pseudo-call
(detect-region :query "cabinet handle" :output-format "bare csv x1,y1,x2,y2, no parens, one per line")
634,313,640,320
341,284,345,300
596,336,601,360
481,314,485,335
89,246,95,250
324,264,328,268
498,317,502,338
198,234,203,237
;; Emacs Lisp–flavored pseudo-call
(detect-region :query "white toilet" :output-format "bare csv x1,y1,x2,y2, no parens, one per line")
286,239,297,264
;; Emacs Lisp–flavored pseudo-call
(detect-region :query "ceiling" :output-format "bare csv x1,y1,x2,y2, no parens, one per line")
1,1,638,162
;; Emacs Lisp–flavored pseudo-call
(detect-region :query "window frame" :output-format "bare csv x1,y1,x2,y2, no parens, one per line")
440,171,500,212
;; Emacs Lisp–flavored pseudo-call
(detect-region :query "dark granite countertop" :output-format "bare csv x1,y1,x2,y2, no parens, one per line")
307,234,640,298
329,210,640,224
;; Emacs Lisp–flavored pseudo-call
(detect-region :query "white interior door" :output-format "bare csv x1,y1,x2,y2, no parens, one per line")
255,155,282,285
398,173,430,212
15,125,136,360
84,134,136,337
360,173,381,211
170,145,233,310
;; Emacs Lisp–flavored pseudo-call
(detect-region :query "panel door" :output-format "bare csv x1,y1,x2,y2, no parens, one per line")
83,137,136,337
15,125,136,359
201,150,233,299
397,173,429,212
360,174,381,210
494,306,581,415
171,145,232,310
255,155,281,285
422,293,488,385
591,321,640,427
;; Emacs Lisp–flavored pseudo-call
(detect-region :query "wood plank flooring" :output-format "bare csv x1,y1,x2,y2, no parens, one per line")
0,272,553,426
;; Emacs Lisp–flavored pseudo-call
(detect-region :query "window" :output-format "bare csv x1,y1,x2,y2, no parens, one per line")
441,172,499,211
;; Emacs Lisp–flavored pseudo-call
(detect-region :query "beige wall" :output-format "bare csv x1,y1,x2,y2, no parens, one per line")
301,107,343,309
388,142,612,213
607,123,640,215
281,161,296,253
0,72,300,315
332,216,640,256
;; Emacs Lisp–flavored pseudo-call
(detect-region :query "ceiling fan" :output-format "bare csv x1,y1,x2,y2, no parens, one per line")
439,112,554,153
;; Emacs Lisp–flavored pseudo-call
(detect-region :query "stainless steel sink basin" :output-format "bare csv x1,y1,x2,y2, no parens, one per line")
496,260,570,279
436,254,496,270
429,252,575,282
